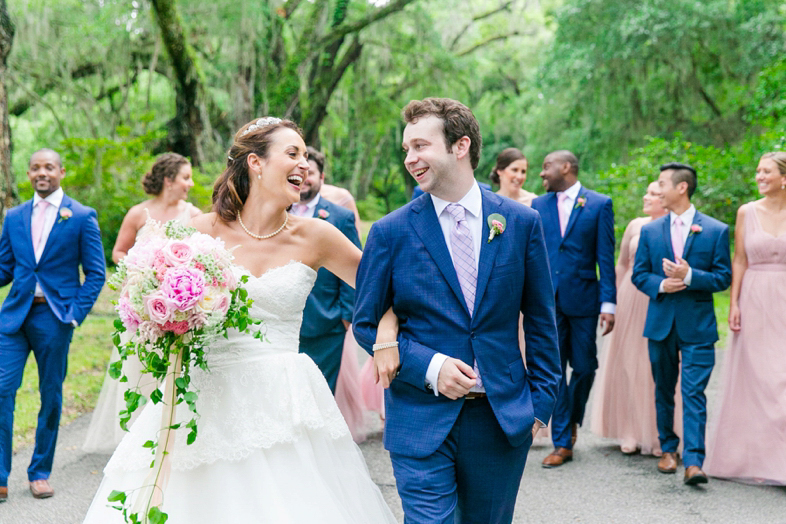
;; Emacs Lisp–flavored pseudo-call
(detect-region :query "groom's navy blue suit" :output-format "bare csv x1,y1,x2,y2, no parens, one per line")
632,210,731,468
0,194,105,486
531,186,615,449
354,188,560,523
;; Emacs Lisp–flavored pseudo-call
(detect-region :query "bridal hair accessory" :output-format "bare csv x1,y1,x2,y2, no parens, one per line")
487,213,506,243
241,117,282,137
227,155,234,162
373,341,399,352
238,213,288,240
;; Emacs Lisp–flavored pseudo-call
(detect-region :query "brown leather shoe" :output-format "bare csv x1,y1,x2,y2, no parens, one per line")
542,447,573,468
684,466,709,485
657,452,678,474
0,486,7,502
30,479,54,499
570,423,578,447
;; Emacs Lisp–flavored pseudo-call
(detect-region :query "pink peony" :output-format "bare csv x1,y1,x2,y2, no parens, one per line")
144,291,175,325
163,240,194,266
160,267,205,312
116,297,142,331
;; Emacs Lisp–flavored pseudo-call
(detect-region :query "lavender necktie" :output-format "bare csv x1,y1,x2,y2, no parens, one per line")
671,216,684,260
446,203,477,316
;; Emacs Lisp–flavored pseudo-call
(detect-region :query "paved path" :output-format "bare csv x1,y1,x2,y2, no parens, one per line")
2,349,785,523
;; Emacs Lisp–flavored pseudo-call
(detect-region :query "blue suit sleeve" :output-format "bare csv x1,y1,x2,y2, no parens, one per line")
596,197,616,305
338,212,361,323
520,215,561,425
72,209,106,325
689,225,732,293
0,217,14,287
631,226,662,299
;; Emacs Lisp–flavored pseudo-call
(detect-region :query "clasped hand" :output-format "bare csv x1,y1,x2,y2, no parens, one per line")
437,358,477,400
661,257,689,293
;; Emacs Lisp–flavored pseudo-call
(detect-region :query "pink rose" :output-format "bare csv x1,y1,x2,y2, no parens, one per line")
491,220,504,232
162,320,190,335
144,292,175,325
690,224,702,233
222,269,238,290
160,267,205,312
212,292,230,316
163,240,194,266
116,297,142,331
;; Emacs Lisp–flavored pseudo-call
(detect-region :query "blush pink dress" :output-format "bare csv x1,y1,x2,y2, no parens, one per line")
591,217,682,455
704,203,786,484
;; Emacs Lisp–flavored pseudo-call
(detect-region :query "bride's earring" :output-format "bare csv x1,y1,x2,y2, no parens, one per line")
258,175,262,179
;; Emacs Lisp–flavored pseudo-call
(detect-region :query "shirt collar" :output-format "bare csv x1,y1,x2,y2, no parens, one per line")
302,193,321,211
670,204,696,226
33,187,64,209
431,181,482,219
558,181,582,200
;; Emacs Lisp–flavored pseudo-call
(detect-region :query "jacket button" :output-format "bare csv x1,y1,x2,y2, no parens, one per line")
470,332,476,339
555,270,560,275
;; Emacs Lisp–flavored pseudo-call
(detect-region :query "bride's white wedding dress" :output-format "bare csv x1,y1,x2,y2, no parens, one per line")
83,262,396,523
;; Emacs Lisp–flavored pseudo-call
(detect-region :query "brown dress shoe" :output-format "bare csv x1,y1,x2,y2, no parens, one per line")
0,486,7,502
570,423,578,447
684,466,709,485
657,452,678,473
542,447,573,468
30,479,54,499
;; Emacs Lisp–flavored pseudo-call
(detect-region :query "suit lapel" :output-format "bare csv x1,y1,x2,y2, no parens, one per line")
473,191,502,318
410,197,469,316
682,211,702,259
39,195,71,264
663,215,675,261
543,193,561,240
21,200,35,262
561,186,587,242
312,198,328,219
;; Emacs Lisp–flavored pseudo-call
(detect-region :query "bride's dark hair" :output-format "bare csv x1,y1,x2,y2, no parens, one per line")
212,117,304,222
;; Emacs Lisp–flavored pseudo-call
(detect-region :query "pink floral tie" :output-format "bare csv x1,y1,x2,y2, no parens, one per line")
32,200,50,251
557,192,569,237
671,217,684,260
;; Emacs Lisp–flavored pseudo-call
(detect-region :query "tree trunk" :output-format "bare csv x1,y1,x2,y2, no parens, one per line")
0,0,15,223
149,0,208,166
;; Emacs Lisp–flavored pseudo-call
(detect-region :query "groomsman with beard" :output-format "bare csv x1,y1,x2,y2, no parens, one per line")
291,147,361,393
531,150,617,468
632,163,731,485
0,149,106,501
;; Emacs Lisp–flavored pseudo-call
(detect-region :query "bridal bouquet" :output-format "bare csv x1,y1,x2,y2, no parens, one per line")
107,218,260,524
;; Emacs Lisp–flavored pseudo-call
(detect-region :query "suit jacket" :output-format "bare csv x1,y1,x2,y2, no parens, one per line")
0,194,106,334
531,187,616,316
300,197,361,338
354,189,561,458
631,211,731,344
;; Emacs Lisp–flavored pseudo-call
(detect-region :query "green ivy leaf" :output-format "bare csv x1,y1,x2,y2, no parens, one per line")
148,506,169,524
107,490,127,503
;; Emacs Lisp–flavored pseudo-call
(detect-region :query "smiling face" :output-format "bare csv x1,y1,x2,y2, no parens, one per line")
657,169,687,212
27,150,66,198
301,159,324,202
755,157,785,196
539,153,570,192
252,127,310,205
642,181,665,217
497,158,528,193
402,115,462,197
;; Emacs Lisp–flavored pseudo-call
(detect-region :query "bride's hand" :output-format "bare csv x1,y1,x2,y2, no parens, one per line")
374,308,400,388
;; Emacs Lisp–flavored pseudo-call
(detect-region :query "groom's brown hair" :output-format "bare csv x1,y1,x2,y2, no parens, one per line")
402,98,482,169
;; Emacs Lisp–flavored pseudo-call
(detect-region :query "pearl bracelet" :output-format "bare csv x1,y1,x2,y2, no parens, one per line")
372,341,399,352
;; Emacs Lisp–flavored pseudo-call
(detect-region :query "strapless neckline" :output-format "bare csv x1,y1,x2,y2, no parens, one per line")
232,260,317,280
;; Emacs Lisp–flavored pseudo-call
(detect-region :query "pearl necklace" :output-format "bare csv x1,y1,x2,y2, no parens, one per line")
237,213,288,240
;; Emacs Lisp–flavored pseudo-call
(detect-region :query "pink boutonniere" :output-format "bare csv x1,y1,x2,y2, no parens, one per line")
689,224,702,236
58,208,72,223
317,209,329,220
574,197,587,209
487,214,506,243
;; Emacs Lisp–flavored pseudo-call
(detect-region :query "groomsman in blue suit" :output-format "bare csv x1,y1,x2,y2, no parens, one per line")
0,149,105,501
632,163,731,485
292,147,361,393
354,98,561,523
531,150,616,468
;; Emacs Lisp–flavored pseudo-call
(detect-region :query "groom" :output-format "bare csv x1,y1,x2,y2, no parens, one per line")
354,98,561,523
0,149,105,501
632,163,731,485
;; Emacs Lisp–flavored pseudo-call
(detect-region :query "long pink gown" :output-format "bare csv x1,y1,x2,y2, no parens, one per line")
591,217,682,455
704,203,786,484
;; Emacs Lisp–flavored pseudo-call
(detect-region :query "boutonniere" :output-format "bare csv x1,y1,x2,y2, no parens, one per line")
487,213,506,243
317,209,329,220
574,197,587,209
689,224,702,236
58,208,72,223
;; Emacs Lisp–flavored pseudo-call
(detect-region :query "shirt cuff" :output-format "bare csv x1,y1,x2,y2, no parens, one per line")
71,320,78,328
425,353,449,397
658,279,666,294
534,417,546,429
683,267,693,286
600,302,616,315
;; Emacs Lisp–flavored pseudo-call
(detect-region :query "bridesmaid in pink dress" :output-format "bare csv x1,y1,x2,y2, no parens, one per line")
704,152,786,485
591,182,683,455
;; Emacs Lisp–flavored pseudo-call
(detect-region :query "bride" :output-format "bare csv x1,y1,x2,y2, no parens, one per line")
82,118,398,523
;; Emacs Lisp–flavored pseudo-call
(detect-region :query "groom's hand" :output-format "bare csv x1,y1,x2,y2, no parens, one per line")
374,346,400,389
437,359,477,400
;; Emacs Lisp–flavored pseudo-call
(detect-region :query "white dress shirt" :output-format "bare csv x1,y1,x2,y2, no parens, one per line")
32,188,64,296
424,183,485,396
555,181,616,315
659,204,695,293
292,193,320,217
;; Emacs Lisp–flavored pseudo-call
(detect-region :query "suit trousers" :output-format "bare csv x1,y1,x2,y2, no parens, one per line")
390,397,531,524
0,302,74,485
299,330,345,394
648,328,714,468
551,308,598,449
